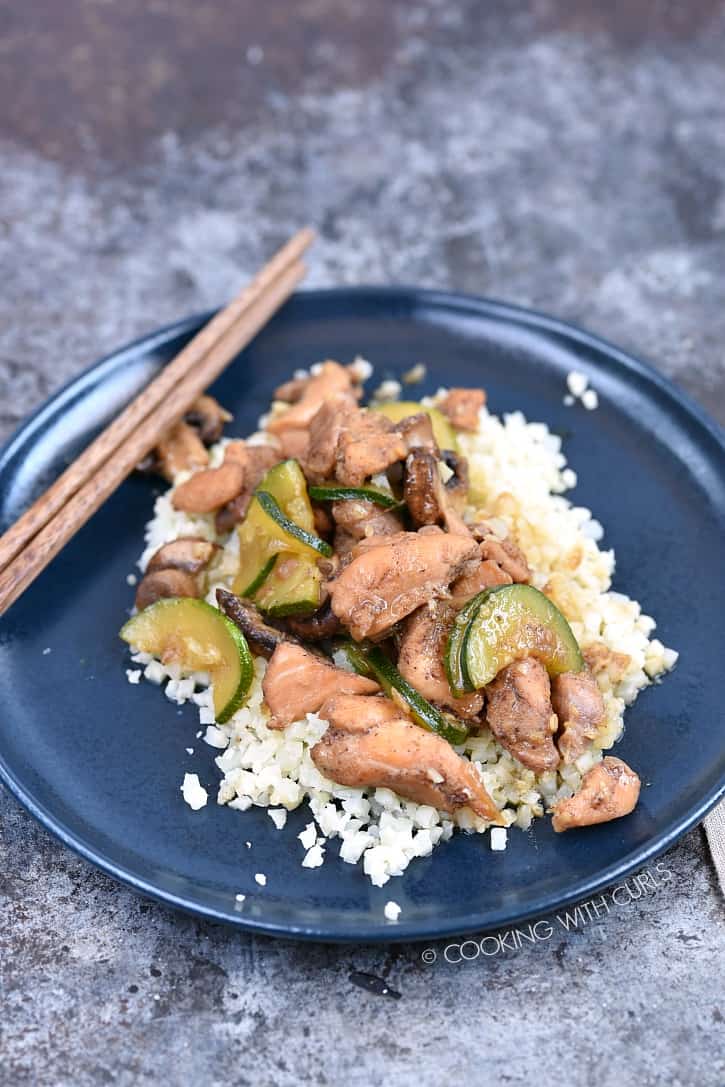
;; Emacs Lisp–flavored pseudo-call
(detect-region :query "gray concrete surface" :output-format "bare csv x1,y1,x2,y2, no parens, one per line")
1,2,724,1083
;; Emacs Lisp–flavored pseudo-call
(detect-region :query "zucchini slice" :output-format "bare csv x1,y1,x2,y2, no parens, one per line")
308,483,401,509
255,491,333,557
448,584,584,692
120,598,254,723
371,401,458,452
234,459,326,597
252,552,323,617
340,642,469,746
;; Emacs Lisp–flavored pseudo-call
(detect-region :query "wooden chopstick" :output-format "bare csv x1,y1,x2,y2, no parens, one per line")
0,243,310,616
0,227,314,577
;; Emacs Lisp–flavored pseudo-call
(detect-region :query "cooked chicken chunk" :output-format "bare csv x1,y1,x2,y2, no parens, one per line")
302,394,358,482
438,388,486,431
312,694,501,821
552,757,641,832
479,533,531,584
551,671,606,763
450,555,512,608
398,602,483,719
331,498,403,541
172,461,245,513
267,361,358,435
485,658,560,772
214,443,282,533
327,527,479,640
334,410,408,486
262,643,379,729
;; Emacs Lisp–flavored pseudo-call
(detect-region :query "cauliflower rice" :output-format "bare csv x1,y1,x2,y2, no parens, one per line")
127,372,677,887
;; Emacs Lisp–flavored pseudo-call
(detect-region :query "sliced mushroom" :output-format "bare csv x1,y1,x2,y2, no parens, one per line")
153,421,209,482
216,589,293,657
403,449,446,527
184,395,232,445
441,450,469,511
146,537,220,576
135,568,201,611
171,461,245,513
283,599,342,641
394,412,439,457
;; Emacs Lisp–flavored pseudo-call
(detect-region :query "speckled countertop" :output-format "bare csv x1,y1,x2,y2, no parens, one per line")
1,3,724,1084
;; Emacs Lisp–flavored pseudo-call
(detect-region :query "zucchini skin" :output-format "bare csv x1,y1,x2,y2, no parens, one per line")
256,490,333,557
308,484,401,510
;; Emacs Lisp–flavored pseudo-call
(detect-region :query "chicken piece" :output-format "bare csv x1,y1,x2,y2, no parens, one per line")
438,388,486,431
153,421,209,482
184,395,232,445
450,555,512,608
485,658,560,772
552,757,641,832
551,671,606,763
301,394,359,482
334,411,408,487
582,642,632,684
394,412,439,456
327,527,479,641
312,694,501,822
262,643,380,729
331,498,403,542
479,533,530,584
214,443,282,534
135,568,200,611
398,602,484,719
171,461,245,513
267,361,358,436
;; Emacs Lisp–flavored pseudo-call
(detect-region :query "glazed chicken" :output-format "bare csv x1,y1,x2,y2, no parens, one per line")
262,643,379,729
552,757,641,832
551,671,606,763
397,602,483,719
327,527,479,640
485,658,560,773
311,695,502,822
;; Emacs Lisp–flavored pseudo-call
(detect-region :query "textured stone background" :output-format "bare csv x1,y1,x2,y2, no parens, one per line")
1,1,724,1083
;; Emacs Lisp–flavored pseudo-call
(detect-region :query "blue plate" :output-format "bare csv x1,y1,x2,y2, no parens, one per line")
1,288,723,943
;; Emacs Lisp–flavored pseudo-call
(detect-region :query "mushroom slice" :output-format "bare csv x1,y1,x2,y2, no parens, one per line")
283,599,342,641
403,449,446,527
551,757,641,832
146,537,219,576
184,395,232,445
153,421,209,482
216,589,291,657
135,568,200,611
172,462,245,513
441,450,469,511
394,411,440,457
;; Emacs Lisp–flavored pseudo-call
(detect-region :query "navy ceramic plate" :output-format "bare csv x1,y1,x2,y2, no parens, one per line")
1,288,724,943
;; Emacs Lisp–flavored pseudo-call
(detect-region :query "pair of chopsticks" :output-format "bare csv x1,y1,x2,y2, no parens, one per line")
0,228,315,616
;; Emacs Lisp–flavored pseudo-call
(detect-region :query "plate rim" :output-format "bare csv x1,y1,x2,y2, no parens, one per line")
1,285,724,944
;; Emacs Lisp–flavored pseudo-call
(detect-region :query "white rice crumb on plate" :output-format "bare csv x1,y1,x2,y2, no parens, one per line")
403,362,426,384
42,647,52,655
126,669,141,685
302,844,325,868
254,872,267,886
490,827,508,851
582,389,599,410
567,370,589,397
268,808,288,830
181,773,208,810
384,900,402,922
